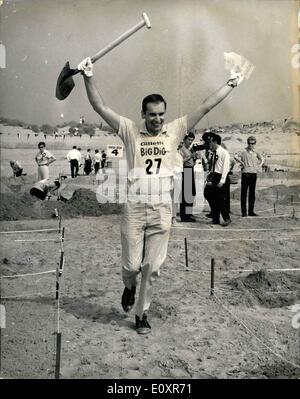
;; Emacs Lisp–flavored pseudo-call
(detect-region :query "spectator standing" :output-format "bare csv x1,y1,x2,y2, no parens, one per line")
35,141,56,180
101,150,107,169
204,135,231,226
179,132,200,222
171,143,183,224
94,149,101,174
66,145,81,178
84,148,93,175
234,136,264,216
77,147,83,174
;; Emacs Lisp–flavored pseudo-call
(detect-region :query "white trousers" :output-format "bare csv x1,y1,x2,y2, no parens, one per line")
121,199,172,319
38,165,49,180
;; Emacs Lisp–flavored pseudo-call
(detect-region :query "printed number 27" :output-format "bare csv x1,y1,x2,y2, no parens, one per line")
145,158,161,174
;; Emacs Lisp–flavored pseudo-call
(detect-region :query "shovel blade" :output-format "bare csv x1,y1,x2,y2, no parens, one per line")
55,61,78,100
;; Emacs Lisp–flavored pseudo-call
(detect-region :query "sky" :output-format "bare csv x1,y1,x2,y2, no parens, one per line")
0,0,299,128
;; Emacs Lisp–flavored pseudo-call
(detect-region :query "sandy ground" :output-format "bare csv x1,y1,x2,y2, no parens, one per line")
0,188,300,379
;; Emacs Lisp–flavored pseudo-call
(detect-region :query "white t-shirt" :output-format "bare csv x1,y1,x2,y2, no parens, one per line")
118,116,187,196
35,149,54,166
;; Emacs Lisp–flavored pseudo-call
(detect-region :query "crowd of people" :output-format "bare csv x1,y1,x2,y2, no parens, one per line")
173,131,264,227
66,146,107,178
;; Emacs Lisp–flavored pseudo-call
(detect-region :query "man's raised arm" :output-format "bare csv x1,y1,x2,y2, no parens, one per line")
78,57,120,132
186,74,243,131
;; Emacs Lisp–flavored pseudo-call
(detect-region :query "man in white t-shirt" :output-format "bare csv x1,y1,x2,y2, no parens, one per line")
35,142,56,180
77,57,244,335
66,146,81,178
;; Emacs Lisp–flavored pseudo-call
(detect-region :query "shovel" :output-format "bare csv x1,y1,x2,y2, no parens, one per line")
56,13,151,100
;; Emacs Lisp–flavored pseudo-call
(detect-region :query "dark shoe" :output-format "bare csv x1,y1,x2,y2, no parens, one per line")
181,216,196,222
222,219,232,227
211,220,220,225
242,213,247,217
248,213,258,216
121,286,136,312
205,213,213,218
135,314,151,335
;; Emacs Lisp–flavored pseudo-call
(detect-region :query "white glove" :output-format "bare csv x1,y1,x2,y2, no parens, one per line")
228,70,244,87
224,52,255,87
77,57,93,77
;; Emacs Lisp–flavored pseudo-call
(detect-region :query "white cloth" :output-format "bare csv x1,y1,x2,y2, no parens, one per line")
234,148,263,174
213,145,230,184
118,116,187,197
35,149,54,166
224,52,255,81
121,200,172,319
66,149,81,162
94,153,101,163
77,57,93,77
38,165,49,180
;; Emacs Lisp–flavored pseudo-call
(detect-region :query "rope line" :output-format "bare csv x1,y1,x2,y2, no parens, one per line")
0,228,59,234
0,290,56,300
180,267,300,274
169,235,300,243
13,239,60,243
172,226,300,232
212,290,300,369
1,270,56,279
215,286,300,295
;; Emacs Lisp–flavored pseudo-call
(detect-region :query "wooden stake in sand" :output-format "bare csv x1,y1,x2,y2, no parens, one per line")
184,238,189,271
210,258,215,296
273,203,276,214
291,195,294,205
0,277,2,374
55,332,62,379
58,216,62,233
292,208,295,219
55,230,65,379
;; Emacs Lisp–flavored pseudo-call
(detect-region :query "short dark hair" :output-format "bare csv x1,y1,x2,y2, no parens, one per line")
247,136,256,144
202,132,215,143
38,141,46,148
95,149,99,153
142,94,167,113
184,132,195,140
87,148,91,152
73,145,77,149
211,134,221,145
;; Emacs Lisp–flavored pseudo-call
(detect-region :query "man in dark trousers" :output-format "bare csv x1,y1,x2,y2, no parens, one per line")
204,134,231,226
66,145,81,178
234,136,264,216
179,132,200,222
101,150,107,169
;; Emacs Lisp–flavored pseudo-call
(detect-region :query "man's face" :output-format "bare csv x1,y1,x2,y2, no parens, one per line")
142,102,166,135
247,140,256,150
184,137,194,148
209,139,217,150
